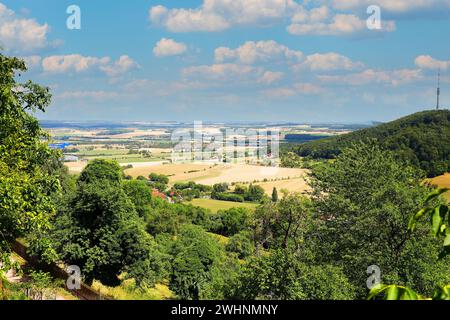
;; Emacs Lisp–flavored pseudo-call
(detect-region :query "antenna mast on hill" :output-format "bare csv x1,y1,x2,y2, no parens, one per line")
436,68,441,110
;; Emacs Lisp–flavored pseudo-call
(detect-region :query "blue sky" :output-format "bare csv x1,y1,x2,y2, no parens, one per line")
1,0,450,123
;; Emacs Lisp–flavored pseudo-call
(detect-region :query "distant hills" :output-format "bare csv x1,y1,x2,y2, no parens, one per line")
293,110,450,177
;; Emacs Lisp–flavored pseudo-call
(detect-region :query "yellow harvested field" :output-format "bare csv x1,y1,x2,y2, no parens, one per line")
126,163,218,181
65,161,88,173
253,177,310,195
108,130,169,139
191,164,305,185
428,173,450,201
125,163,307,186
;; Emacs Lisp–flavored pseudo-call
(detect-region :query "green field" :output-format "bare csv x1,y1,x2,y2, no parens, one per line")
72,148,169,164
84,155,167,163
189,198,258,213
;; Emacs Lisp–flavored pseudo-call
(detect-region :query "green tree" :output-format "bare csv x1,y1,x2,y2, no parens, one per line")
0,53,58,268
123,180,153,218
309,141,449,298
234,184,248,195
369,189,450,300
253,193,312,251
212,183,229,193
148,173,169,191
245,184,265,202
209,208,251,237
52,160,164,287
271,187,279,202
169,224,225,300
232,249,354,300
226,231,255,259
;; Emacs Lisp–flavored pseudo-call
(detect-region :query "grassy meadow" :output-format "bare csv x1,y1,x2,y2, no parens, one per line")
189,198,258,213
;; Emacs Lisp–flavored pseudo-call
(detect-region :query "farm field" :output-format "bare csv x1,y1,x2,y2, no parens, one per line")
73,147,171,163
67,159,310,195
428,173,450,201
126,163,306,185
125,163,218,181
252,177,310,196
192,164,306,185
65,161,88,173
189,198,258,213
65,160,168,174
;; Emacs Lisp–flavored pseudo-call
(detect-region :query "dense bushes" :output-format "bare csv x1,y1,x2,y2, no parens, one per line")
172,181,212,201
211,183,265,203
208,208,251,237
145,198,209,236
245,185,265,202
212,192,244,202
226,231,254,259
148,173,169,191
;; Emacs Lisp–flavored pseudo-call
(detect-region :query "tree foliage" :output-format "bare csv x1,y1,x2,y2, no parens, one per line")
253,193,312,251
232,249,354,300
309,141,450,298
369,189,450,300
294,110,450,177
169,224,225,300
51,160,166,287
0,53,58,264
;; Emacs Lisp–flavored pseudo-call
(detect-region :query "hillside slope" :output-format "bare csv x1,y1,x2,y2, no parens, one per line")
294,110,450,177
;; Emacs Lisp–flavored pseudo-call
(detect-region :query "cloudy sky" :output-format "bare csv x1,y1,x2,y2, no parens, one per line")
2,0,450,123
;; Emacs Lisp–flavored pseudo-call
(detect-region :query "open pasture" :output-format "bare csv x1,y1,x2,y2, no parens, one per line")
189,198,258,213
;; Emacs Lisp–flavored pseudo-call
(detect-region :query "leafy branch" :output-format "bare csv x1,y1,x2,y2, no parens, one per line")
369,188,450,300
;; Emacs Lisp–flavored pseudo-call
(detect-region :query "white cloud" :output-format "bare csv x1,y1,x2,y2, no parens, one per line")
291,5,330,23
182,63,262,82
42,54,110,73
42,54,137,76
214,41,361,73
318,69,422,86
99,55,138,77
153,38,187,57
264,83,323,97
149,0,299,32
148,0,447,37
415,55,450,70
295,53,364,71
258,71,284,84
215,40,303,64
330,0,450,14
288,13,395,36
0,3,49,52
182,63,291,88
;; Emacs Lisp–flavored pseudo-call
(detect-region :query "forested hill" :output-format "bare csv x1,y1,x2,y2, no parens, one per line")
294,109,450,177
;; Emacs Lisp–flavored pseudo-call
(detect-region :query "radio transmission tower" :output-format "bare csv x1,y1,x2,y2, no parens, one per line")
436,68,441,110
